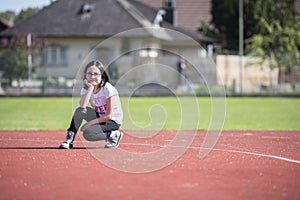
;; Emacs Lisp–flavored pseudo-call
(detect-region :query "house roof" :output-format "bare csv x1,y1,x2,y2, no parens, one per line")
0,0,214,42
2,0,143,37
135,0,212,32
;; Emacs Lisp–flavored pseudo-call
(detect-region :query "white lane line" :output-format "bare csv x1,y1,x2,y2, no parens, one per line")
121,142,300,164
2,138,300,164
261,136,290,139
212,148,300,164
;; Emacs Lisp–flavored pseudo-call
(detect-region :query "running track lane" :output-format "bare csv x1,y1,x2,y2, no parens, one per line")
0,130,299,200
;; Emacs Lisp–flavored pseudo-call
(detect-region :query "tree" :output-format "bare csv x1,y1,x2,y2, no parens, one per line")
0,7,45,84
208,0,258,51
0,7,39,25
246,0,300,84
209,0,239,51
15,8,39,24
207,0,300,52
0,10,16,23
0,34,47,84
204,0,300,86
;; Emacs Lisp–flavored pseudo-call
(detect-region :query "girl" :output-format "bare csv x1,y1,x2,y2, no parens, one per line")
59,60,123,149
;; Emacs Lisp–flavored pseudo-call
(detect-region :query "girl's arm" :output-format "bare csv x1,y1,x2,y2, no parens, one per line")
97,96,113,123
80,80,94,108
81,97,113,131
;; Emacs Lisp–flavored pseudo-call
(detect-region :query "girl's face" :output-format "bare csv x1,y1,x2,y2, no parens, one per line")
85,65,102,86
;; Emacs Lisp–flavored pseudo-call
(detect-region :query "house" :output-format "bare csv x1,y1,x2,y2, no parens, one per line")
1,0,217,95
135,0,211,32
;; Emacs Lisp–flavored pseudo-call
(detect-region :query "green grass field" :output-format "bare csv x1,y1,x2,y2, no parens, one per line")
0,97,299,130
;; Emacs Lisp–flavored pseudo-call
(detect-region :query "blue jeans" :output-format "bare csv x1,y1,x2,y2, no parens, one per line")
67,107,120,141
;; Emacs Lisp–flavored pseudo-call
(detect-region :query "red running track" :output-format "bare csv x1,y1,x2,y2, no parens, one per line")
0,130,299,200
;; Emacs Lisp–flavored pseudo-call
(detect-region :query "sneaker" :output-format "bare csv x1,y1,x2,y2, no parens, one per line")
59,131,76,149
104,130,123,148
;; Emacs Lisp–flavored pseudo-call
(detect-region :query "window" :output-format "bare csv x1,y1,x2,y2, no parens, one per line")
42,44,67,66
121,38,130,54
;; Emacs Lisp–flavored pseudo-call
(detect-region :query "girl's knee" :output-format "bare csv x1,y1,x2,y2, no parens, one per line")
74,107,87,116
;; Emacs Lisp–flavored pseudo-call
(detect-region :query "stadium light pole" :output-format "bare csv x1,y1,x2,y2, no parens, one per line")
239,0,244,93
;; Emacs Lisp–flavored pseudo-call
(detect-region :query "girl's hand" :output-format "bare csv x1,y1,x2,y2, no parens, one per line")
80,80,94,108
80,122,91,132
81,117,100,131
84,79,94,90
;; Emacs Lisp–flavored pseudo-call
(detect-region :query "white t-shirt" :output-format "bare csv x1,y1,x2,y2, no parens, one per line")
80,82,123,125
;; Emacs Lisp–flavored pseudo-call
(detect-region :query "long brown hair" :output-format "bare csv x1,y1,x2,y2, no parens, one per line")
84,60,109,87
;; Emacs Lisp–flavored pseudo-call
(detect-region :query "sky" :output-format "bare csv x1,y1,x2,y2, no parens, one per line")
0,0,52,13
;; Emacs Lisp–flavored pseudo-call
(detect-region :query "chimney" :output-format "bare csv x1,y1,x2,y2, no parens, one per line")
162,0,174,24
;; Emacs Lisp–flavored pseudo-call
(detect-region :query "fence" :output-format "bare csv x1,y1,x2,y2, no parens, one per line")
216,54,300,95
1,54,300,96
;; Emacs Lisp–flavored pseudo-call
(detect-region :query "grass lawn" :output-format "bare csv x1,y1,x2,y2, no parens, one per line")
0,97,73,130
0,97,299,130
223,98,300,130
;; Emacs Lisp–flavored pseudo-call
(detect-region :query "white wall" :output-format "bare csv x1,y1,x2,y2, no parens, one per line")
216,55,279,92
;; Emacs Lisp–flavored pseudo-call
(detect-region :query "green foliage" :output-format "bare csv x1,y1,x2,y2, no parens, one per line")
0,7,39,23
0,8,46,82
0,10,16,22
208,0,300,81
209,0,300,54
0,35,28,81
0,34,47,82
15,8,39,24
246,0,300,78
210,0,239,50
